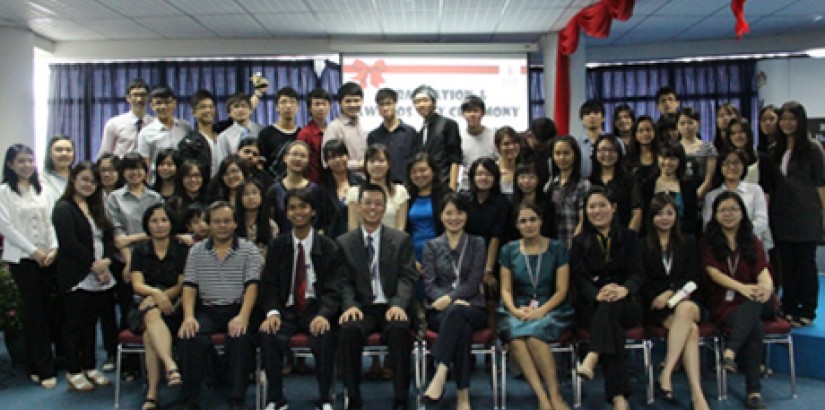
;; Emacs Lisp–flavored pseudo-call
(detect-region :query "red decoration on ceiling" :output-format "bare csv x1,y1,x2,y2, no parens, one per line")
554,0,635,135
731,0,750,39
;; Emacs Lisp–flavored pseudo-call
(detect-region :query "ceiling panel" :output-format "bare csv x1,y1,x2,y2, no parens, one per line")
76,18,162,39
497,6,568,32
315,10,381,34
379,10,439,33
654,0,729,17
255,12,326,35
136,15,215,38
196,14,267,38
29,19,105,40
674,16,737,41
375,0,440,10
440,7,501,33
239,0,311,13
305,0,376,13
747,16,812,36
613,15,701,44
772,0,825,16
98,0,184,18
167,0,246,15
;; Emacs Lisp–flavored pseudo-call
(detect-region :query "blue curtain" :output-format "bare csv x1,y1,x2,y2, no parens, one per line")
586,59,758,140
47,58,342,161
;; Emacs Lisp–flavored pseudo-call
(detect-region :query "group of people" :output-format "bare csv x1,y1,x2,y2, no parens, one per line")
0,77,820,410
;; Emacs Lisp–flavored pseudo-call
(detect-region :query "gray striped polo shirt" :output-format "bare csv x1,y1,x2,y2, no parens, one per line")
183,236,262,305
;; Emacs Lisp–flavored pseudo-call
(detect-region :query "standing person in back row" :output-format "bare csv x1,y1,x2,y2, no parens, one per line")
137,85,192,178
412,85,462,191
323,82,367,175
368,88,418,184
298,87,333,184
259,87,301,179
458,94,497,191
98,78,154,159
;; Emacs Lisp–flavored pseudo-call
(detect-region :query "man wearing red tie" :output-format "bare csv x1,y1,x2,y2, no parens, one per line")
258,188,342,410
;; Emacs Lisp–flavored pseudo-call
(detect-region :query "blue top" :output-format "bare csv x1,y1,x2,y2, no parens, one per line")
408,196,437,261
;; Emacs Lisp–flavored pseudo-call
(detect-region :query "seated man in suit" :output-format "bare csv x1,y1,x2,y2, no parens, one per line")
177,201,262,410
337,183,418,410
258,188,341,410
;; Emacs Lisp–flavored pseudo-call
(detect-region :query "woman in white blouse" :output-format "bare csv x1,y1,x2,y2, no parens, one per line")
703,149,770,250
40,135,75,205
0,144,59,388
348,143,409,230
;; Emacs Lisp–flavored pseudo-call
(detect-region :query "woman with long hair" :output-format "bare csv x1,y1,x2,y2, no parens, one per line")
207,154,247,206
347,143,409,230
96,154,123,198
756,105,780,154
265,141,322,233
150,148,181,201
511,161,555,238
421,193,487,410
612,104,635,149
319,139,363,239
547,135,590,246
53,161,116,391
677,107,718,199
640,140,698,237
0,144,59,388
129,204,188,410
641,193,709,410
495,127,523,196
626,115,658,185
41,135,75,204
712,103,741,153
769,101,825,327
529,117,557,188
498,202,573,410
406,152,452,262
571,187,643,410
725,117,778,194
236,178,277,256
589,134,642,232
167,160,208,233
702,191,774,410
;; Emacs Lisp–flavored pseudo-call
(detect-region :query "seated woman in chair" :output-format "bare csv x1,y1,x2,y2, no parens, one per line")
498,202,573,410
571,186,644,410
421,193,487,410
641,193,709,410
702,191,774,410
129,204,188,410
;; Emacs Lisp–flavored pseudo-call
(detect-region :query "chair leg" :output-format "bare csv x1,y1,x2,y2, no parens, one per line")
569,346,578,409
492,346,499,410
713,336,725,401
500,346,507,410
114,344,123,407
787,337,797,399
644,340,654,405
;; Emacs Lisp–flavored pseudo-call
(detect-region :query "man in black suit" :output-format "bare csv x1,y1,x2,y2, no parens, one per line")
258,188,341,410
336,183,418,410
412,84,462,191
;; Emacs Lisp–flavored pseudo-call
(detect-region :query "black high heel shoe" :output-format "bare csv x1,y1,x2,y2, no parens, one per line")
656,381,677,403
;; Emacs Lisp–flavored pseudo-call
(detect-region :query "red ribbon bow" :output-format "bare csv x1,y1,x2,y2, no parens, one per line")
350,59,387,88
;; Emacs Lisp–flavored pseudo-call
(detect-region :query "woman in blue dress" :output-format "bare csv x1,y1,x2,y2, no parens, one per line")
498,202,573,410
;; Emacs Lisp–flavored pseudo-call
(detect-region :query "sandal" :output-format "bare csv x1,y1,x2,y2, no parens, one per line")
84,369,111,386
66,373,94,392
722,356,737,374
576,361,594,381
142,398,158,410
167,368,182,387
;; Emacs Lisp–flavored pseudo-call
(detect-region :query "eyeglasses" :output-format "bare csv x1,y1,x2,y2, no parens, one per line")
517,216,539,225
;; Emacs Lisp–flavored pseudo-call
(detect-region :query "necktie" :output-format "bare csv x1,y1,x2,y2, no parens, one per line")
294,243,307,312
366,235,378,296
136,118,143,133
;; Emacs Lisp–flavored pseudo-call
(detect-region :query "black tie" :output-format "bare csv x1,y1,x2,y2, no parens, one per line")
136,118,144,133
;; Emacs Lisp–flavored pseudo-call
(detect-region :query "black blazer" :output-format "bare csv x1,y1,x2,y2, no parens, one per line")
257,230,342,320
336,225,418,312
417,113,462,184
570,226,645,307
52,199,115,293
640,235,700,308
640,176,698,236
421,233,486,309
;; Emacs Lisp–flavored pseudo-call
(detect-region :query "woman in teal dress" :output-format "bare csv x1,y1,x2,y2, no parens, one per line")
498,202,573,410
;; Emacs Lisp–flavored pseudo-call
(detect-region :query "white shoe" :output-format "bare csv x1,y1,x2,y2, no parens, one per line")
66,373,94,392
41,377,58,389
318,403,333,410
84,369,111,386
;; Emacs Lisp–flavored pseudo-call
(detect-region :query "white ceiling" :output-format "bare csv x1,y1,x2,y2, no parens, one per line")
1,0,824,47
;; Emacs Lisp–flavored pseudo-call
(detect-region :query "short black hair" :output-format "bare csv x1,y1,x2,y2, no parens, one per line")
141,203,176,235
205,200,235,224
126,79,149,95
337,82,363,102
150,85,175,100
655,86,678,103
307,87,332,108
226,92,252,112
284,187,317,210
120,152,147,172
358,182,386,203
579,100,605,118
460,95,486,114
375,88,398,105
189,89,214,108
276,86,299,101
440,191,469,214
322,139,349,161
184,203,205,226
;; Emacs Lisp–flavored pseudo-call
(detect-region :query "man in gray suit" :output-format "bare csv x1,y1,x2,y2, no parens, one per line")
336,183,418,410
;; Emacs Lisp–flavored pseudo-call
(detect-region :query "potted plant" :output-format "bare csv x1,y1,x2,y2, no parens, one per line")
0,268,25,365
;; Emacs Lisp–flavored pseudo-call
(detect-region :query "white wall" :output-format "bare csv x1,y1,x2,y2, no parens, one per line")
0,28,35,152
757,57,825,117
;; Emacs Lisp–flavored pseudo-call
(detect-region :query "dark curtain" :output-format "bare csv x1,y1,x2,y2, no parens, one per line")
529,67,546,122
586,59,759,140
47,58,342,161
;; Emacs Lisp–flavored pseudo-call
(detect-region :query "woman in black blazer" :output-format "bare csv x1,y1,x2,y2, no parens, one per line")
640,140,698,238
52,161,116,392
641,193,709,410
421,193,486,410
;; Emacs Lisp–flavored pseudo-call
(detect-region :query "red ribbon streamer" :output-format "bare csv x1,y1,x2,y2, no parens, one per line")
350,59,387,88
731,0,750,39
554,0,635,135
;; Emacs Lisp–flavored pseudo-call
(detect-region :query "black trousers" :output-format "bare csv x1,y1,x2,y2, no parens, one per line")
99,258,131,356
10,260,56,378
578,298,643,402
260,306,336,403
724,300,772,394
426,304,486,389
62,289,109,373
338,304,412,403
777,241,819,318
177,304,260,402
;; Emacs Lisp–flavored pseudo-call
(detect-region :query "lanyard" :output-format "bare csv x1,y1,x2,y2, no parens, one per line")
450,236,469,288
662,251,673,276
726,252,740,277
522,252,542,299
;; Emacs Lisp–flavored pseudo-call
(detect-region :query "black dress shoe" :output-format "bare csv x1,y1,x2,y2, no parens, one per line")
655,381,677,403
346,396,363,410
745,394,766,410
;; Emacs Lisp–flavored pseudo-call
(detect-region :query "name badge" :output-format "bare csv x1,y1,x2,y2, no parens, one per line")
529,299,539,309
725,290,735,302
